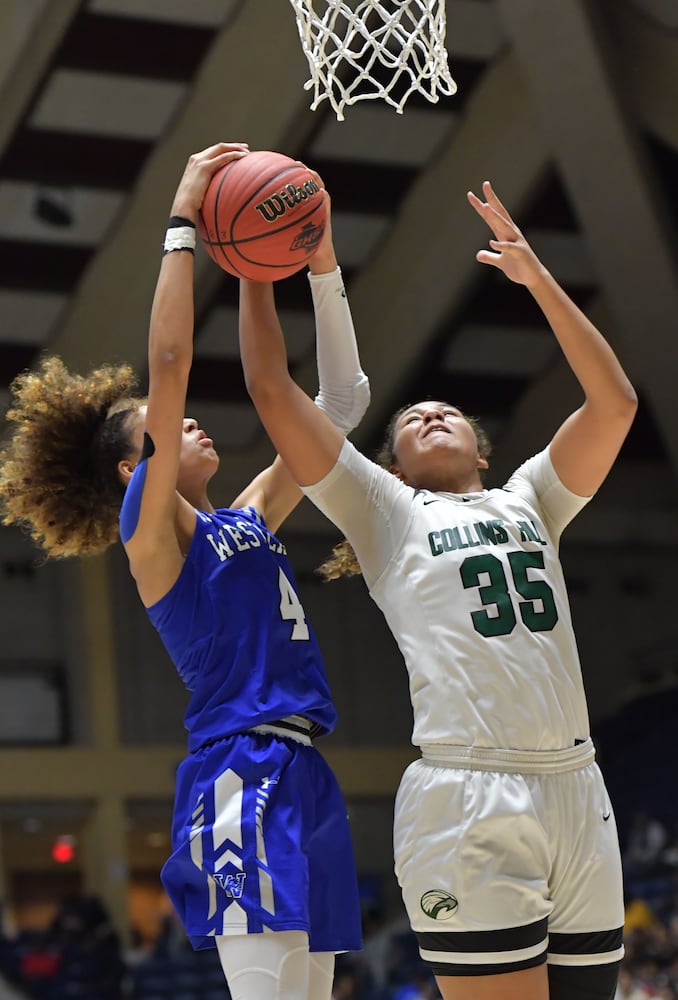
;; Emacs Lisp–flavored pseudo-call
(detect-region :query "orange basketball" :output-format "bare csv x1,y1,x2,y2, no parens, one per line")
197,150,327,281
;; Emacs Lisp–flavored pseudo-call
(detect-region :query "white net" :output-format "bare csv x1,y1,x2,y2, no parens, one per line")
289,0,457,121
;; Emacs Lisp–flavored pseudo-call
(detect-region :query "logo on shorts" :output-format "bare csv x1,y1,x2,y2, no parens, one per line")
213,872,247,899
420,889,458,920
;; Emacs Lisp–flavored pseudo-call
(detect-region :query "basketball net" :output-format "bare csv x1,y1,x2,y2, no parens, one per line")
289,0,457,121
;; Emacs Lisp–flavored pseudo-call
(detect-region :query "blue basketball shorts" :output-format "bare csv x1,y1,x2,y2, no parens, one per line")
161,730,362,953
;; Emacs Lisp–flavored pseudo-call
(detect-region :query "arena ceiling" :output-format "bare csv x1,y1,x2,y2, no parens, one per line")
1,0,677,546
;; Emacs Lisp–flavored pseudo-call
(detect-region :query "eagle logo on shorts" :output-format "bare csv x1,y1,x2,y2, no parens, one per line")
420,889,458,920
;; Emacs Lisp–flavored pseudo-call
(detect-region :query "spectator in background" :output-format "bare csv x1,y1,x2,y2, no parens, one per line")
660,822,678,871
392,965,440,999
625,813,669,880
48,894,124,1000
615,966,654,999
331,954,371,1000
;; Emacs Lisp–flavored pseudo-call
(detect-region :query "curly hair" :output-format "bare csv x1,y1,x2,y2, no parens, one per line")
0,355,143,559
317,402,492,581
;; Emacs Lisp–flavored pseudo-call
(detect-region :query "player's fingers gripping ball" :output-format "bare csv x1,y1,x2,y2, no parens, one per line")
197,149,327,281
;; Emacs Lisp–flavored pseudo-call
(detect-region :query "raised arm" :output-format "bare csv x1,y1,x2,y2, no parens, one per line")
238,277,345,491
307,189,370,435
234,191,368,528
123,142,248,600
468,181,637,496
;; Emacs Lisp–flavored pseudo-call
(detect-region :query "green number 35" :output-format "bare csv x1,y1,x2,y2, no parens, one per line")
459,551,558,637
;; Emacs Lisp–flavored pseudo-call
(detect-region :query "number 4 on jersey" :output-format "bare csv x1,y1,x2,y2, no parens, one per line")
278,567,310,641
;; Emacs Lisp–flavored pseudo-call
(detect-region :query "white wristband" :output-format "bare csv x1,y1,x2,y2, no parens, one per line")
163,226,196,255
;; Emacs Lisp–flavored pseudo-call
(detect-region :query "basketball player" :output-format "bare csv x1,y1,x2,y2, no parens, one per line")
0,143,366,1000
238,180,637,1000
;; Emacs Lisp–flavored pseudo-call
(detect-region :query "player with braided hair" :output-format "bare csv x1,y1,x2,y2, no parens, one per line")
0,142,367,1000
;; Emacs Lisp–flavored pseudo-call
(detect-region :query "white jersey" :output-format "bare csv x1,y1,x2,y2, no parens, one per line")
303,440,592,752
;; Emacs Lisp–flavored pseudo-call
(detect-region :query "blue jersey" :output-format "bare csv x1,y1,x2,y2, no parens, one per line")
121,471,361,955
120,474,337,751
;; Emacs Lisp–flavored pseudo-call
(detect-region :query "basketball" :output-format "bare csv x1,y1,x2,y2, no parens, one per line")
197,150,327,281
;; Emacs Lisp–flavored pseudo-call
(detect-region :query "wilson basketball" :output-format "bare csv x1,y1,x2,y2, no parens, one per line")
197,150,327,281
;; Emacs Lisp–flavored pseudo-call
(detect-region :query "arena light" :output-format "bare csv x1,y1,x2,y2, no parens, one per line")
51,834,76,864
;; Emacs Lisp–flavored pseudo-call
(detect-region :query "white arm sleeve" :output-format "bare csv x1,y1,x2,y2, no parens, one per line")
310,267,370,434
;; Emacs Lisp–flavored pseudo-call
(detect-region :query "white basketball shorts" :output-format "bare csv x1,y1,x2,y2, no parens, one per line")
393,740,624,976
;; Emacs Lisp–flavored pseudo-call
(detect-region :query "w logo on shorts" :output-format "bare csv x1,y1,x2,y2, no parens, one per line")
214,872,247,899
420,889,458,920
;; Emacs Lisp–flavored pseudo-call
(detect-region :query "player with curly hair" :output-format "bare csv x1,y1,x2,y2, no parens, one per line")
0,359,141,557
0,142,368,1000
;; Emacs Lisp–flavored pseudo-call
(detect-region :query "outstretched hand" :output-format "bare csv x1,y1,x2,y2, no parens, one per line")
170,142,249,221
467,181,547,289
